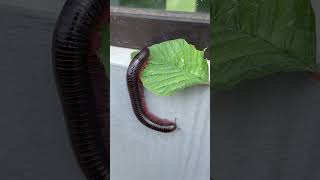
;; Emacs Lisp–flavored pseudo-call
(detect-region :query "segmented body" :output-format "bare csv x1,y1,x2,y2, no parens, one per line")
52,0,109,179
126,48,177,133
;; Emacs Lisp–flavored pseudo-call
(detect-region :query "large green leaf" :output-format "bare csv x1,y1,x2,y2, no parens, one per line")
140,39,209,96
212,0,317,90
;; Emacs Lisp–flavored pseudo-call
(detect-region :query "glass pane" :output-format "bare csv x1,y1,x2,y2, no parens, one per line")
111,0,209,13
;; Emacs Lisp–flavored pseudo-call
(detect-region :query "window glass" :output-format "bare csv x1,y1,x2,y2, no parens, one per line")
111,0,209,13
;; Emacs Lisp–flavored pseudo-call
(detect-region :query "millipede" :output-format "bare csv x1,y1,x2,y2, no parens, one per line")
52,0,109,179
126,48,177,133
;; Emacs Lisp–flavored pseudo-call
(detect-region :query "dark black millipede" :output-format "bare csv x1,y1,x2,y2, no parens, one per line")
52,0,109,179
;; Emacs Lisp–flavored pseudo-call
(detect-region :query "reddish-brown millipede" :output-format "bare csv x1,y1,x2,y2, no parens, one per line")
126,48,177,133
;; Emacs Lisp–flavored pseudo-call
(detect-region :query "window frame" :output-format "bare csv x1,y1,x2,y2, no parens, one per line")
110,6,210,50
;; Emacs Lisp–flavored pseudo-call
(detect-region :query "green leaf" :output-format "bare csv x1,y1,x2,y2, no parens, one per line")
98,25,109,79
137,39,209,96
212,0,317,90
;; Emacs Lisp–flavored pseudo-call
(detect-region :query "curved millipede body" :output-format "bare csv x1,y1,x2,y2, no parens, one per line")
52,0,109,179
126,48,177,133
